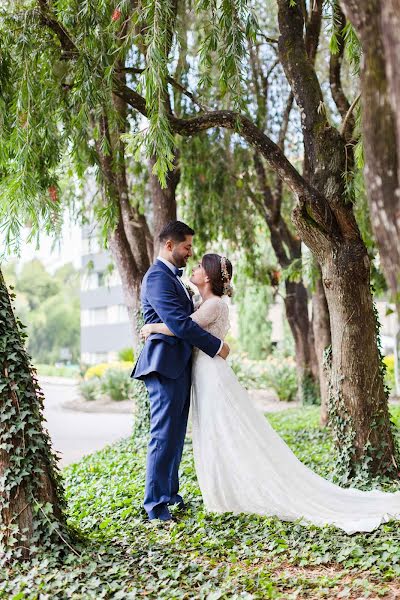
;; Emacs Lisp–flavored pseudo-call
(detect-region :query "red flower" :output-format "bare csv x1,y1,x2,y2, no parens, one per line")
111,8,122,21
48,186,58,202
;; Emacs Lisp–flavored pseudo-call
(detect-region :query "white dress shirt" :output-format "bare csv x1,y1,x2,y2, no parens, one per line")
156,256,223,354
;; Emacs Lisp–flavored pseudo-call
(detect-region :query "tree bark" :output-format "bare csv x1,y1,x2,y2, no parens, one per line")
95,83,152,351
149,152,180,259
381,0,400,187
340,0,400,308
322,242,397,476
312,270,331,426
284,279,319,404
251,153,320,403
107,212,144,351
0,269,67,560
278,0,398,477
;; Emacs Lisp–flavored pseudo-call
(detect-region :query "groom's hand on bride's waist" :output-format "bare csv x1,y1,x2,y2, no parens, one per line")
217,342,230,360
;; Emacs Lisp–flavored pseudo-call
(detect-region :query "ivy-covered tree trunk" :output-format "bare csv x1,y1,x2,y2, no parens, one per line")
323,243,397,479
0,270,69,561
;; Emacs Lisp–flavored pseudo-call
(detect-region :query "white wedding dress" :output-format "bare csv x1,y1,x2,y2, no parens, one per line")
190,296,400,534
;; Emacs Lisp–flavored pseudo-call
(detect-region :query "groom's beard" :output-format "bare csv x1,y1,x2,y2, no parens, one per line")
172,250,189,268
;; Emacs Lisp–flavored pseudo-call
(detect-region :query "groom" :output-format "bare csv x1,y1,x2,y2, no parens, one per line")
131,221,230,521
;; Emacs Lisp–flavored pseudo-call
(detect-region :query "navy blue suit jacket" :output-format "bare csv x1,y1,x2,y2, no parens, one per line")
131,260,221,380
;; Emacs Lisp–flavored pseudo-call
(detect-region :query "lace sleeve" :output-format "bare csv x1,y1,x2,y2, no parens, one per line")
191,298,222,329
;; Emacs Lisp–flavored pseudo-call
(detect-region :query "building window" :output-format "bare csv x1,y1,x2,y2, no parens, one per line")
108,304,129,324
81,304,129,326
81,307,108,326
81,269,121,290
82,237,101,255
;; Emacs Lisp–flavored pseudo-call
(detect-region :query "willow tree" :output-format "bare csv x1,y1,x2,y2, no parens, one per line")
116,0,397,481
0,1,187,349
2,1,398,479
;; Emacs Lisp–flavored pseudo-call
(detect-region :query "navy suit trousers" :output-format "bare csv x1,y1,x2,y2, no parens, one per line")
143,365,191,518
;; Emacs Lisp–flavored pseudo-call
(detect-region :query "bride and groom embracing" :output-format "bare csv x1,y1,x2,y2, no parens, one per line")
132,220,400,534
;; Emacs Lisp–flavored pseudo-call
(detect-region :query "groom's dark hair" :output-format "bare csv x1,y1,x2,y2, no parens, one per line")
159,220,195,244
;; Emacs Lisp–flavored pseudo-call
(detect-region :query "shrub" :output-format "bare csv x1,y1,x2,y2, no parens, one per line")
383,354,395,393
118,347,135,362
84,361,132,380
262,355,298,402
100,368,135,402
79,379,100,401
36,363,80,378
229,353,259,389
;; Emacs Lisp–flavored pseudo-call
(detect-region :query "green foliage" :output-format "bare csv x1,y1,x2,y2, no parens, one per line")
80,362,143,403
179,131,259,255
36,363,80,378
2,406,400,596
100,368,134,402
3,260,80,364
237,285,273,359
229,352,261,389
0,0,139,247
383,355,395,394
84,361,133,380
129,0,177,187
0,271,74,563
79,379,99,402
118,347,135,363
262,354,298,402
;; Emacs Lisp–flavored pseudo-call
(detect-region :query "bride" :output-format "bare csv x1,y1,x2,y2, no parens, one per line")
140,253,400,534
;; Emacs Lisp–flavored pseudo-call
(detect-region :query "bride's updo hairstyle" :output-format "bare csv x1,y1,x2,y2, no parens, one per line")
202,253,233,297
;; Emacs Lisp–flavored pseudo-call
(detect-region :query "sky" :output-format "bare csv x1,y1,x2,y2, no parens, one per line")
3,216,82,274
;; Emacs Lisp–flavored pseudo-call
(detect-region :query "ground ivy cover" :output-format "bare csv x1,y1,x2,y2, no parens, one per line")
2,406,400,599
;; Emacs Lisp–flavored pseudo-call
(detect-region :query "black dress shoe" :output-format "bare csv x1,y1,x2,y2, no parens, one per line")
148,504,173,521
168,496,186,512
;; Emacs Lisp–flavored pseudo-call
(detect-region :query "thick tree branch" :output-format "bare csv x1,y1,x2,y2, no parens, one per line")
305,0,323,65
37,0,77,56
119,67,211,111
278,91,294,151
115,80,339,241
36,0,340,248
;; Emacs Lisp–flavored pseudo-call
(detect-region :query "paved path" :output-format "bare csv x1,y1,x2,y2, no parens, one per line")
40,377,300,468
41,379,133,467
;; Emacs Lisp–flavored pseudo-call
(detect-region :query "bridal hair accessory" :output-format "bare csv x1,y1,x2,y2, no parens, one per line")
220,256,233,297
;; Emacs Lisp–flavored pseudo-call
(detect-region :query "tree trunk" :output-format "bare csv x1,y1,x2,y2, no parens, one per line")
278,0,399,478
107,214,143,352
312,270,331,426
340,0,400,308
322,242,397,480
381,0,400,186
284,279,319,404
149,153,180,259
96,101,151,352
252,154,320,403
0,270,68,561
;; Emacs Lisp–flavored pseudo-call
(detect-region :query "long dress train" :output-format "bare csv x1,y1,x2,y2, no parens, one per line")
190,297,400,534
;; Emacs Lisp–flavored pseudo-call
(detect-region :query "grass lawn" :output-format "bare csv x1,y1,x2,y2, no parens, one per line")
2,406,400,599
